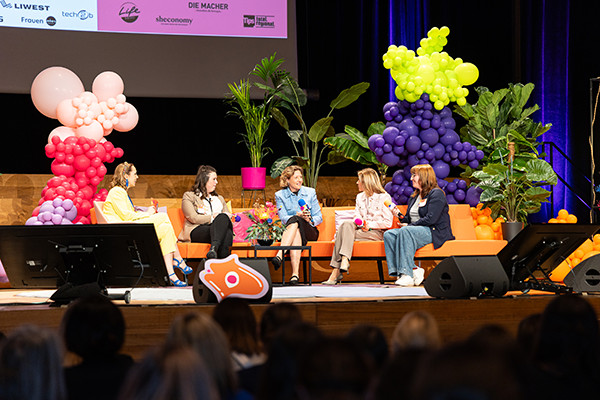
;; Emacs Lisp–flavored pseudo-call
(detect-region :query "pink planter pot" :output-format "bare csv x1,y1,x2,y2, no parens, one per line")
241,167,266,189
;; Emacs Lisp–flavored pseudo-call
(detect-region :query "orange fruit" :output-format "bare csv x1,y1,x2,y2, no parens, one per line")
490,222,500,232
574,249,584,259
572,258,581,267
548,218,558,223
557,209,569,220
593,244,600,252
475,224,495,240
495,216,505,223
566,214,578,223
594,234,600,244
476,203,483,210
482,207,492,217
473,220,478,228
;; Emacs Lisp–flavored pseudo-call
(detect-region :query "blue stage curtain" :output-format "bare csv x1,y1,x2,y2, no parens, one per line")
522,0,572,221
388,0,429,100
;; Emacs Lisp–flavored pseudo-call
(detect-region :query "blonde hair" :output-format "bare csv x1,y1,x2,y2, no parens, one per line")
279,165,304,189
111,162,135,189
357,168,385,197
391,311,441,353
410,164,439,198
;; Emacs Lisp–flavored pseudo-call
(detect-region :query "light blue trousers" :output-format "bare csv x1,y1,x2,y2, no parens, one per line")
383,226,432,277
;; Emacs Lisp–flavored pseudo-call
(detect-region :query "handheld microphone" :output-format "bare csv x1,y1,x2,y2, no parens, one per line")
384,199,403,218
354,218,364,228
298,199,313,224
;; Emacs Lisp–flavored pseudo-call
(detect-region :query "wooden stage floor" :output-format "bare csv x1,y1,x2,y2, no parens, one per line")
1,287,597,361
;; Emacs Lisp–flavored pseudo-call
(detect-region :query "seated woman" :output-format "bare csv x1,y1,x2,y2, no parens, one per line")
103,162,191,287
178,165,233,259
323,168,393,285
274,165,322,285
383,164,454,286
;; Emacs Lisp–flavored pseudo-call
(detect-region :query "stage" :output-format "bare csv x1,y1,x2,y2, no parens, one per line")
0,284,594,361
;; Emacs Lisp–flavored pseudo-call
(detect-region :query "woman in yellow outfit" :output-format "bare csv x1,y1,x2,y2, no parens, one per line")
103,162,191,286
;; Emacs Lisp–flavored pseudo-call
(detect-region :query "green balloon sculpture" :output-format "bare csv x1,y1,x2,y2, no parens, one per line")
382,26,479,110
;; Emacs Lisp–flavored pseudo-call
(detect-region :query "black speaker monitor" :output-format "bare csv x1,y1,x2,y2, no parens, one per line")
496,223,600,293
425,255,509,298
563,254,600,293
0,224,169,304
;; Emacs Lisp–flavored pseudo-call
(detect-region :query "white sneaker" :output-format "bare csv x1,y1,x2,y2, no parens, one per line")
395,275,415,286
413,267,425,286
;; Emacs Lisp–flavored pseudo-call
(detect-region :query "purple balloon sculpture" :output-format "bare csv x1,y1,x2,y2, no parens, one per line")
374,94,485,205
26,198,78,226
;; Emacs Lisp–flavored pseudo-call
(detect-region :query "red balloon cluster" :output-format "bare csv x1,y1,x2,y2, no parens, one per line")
39,136,123,224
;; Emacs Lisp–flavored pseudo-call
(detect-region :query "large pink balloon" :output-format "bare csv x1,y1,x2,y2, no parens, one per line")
56,98,78,127
31,67,84,119
113,103,138,132
92,71,124,102
48,126,76,144
75,120,104,143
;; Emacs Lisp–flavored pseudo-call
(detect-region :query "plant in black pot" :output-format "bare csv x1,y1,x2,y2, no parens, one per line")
244,202,285,245
469,141,557,240
456,82,557,240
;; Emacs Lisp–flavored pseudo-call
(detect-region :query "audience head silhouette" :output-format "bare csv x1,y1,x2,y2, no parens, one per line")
0,324,65,400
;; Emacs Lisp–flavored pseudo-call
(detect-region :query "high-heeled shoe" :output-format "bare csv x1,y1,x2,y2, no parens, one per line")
271,256,282,271
169,273,187,287
322,273,344,285
339,257,350,273
206,246,218,259
173,258,192,275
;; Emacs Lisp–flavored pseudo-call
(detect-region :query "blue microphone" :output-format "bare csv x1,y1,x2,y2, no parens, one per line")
298,198,313,224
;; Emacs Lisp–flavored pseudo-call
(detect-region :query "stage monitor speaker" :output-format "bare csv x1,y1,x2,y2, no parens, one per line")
424,256,509,298
193,258,272,304
563,254,600,293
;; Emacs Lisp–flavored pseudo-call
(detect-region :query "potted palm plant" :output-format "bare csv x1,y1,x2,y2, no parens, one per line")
227,54,287,189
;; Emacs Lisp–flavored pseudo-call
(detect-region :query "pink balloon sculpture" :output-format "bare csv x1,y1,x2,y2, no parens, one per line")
29,67,136,224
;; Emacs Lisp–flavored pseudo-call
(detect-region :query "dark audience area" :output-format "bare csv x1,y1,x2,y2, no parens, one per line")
0,294,599,400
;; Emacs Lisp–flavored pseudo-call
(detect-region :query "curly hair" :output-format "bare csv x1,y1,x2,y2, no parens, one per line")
191,165,218,200
111,162,135,189
279,165,304,189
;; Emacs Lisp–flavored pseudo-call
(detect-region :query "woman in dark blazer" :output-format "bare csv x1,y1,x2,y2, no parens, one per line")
383,164,454,286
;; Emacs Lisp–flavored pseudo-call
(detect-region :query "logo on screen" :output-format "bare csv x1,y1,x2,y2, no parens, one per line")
156,15,192,26
119,2,139,23
243,15,254,27
62,10,94,21
188,2,229,13
46,15,55,26
244,15,275,28
14,3,49,11
0,0,11,8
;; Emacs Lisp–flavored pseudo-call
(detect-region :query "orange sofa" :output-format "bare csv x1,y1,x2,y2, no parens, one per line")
166,204,507,284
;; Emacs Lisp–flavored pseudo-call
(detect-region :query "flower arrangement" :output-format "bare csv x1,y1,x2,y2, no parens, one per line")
245,202,285,241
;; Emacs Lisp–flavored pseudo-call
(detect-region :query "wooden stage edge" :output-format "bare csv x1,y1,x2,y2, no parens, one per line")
2,289,599,361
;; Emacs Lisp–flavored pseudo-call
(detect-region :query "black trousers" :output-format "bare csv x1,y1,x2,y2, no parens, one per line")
190,213,234,258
